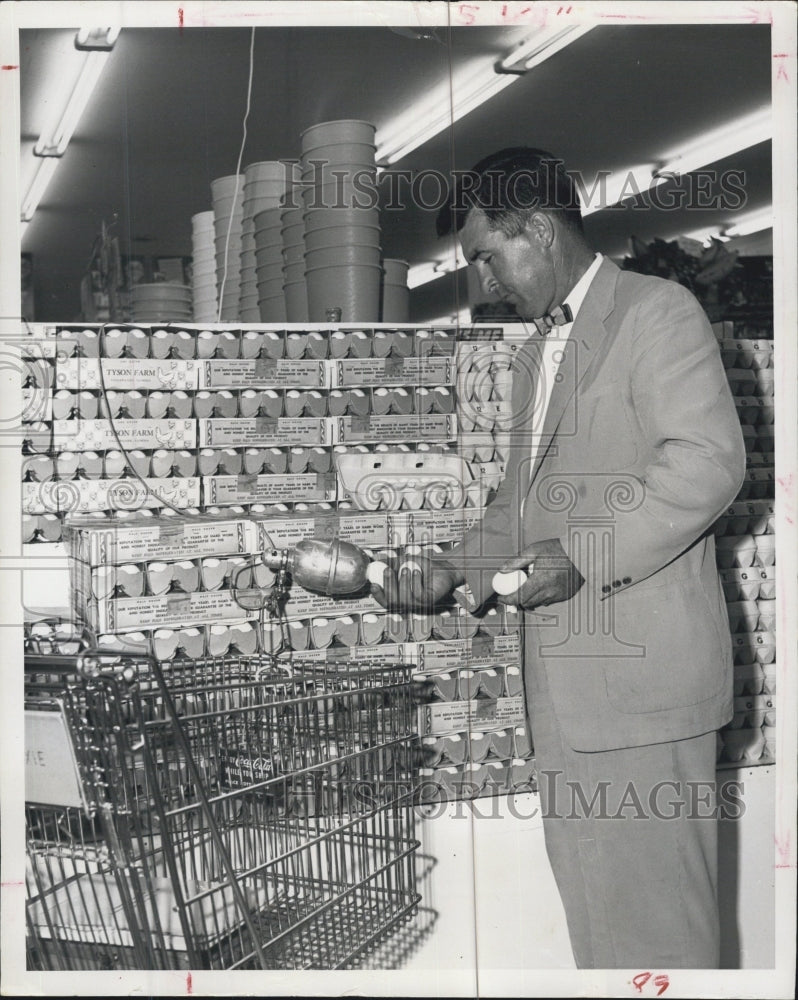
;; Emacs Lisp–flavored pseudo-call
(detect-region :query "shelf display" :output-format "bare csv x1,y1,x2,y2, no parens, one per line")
711,316,776,768
20,311,775,778
20,321,531,805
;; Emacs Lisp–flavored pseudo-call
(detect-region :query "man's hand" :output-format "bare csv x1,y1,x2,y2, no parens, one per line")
370,555,464,614
497,538,584,610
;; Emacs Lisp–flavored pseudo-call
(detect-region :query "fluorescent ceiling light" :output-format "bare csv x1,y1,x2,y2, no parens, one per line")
409,105,774,287
424,308,471,327
434,251,467,275
408,252,466,290
498,26,593,73
675,205,773,247
581,106,771,217
75,27,121,51
723,207,773,238
34,48,113,157
681,227,731,247
21,27,118,225
375,25,592,165
20,157,59,223
655,107,771,179
408,263,442,290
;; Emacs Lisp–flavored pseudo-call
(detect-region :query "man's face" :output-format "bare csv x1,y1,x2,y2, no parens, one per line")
459,208,556,320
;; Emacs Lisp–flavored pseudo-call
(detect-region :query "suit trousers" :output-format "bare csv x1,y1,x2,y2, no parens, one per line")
527,652,721,968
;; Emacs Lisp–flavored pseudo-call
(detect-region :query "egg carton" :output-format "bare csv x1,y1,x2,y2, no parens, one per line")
417,757,537,802
416,694,526,737
23,478,199,515
64,512,256,565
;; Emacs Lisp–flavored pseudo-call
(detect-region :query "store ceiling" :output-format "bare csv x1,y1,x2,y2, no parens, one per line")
19,22,772,322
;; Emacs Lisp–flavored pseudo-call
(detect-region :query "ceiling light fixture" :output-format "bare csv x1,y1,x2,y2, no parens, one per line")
497,26,593,73
21,27,119,225
680,227,732,247
75,27,121,51
668,205,773,248
722,206,773,238
375,24,593,166
20,157,59,225
653,106,771,181
424,308,472,327
408,105,773,287
407,263,442,290
581,105,771,216
433,253,467,275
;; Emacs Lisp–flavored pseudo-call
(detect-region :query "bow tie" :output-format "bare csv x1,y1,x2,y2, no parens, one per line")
532,303,573,336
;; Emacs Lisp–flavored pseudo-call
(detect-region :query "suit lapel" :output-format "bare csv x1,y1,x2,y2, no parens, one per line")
526,257,620,488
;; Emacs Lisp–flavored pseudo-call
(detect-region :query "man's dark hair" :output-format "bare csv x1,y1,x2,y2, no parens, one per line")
436,147,584,239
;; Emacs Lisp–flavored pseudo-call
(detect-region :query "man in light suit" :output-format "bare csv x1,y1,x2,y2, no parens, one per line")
373,148,746,968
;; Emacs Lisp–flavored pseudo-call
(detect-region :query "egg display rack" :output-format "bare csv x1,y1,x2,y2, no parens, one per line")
711,316,777,768
20,321,532,804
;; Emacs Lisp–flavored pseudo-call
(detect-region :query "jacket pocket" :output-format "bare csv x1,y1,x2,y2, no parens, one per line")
602,576,730,714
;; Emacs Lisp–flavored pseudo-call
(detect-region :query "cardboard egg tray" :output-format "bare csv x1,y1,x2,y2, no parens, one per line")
421,725,532,767
202,473,337,506
30,323,481,363
718,338,774,370
94,620,262,659
251,506,485,550
416,695,527,739
23,478,200,515
418,758,538,802
64,513,257,565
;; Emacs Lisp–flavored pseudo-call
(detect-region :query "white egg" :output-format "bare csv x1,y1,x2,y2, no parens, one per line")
366,561,389,587
492,568,529,595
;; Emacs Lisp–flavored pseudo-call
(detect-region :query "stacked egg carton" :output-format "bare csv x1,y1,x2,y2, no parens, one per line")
20,320,533,802
64,513,265,656
20,325,466,545
712,319,777,767
398,326,533,802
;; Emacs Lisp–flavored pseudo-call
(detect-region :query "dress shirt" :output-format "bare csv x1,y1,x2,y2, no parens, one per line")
528,252,604,477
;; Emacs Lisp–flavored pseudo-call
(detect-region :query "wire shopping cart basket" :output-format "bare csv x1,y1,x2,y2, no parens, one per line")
24,633,421,971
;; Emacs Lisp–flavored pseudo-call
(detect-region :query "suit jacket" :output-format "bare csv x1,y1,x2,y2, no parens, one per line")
447,257,746,751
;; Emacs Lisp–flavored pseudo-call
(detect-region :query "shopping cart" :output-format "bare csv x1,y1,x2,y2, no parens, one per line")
24,631,420,970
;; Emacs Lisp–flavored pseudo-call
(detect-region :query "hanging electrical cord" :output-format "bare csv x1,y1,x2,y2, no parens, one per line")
216,26,256,323
92,31,258,506
95,321,194,515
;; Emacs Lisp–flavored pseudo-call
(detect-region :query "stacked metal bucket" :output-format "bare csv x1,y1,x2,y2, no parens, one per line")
191,211,218,322
241,162,294,322
381,258,410,322
281,164,308,322
253,205,286,321
130,283,192,323
191,122,412,322
300,120,381,322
